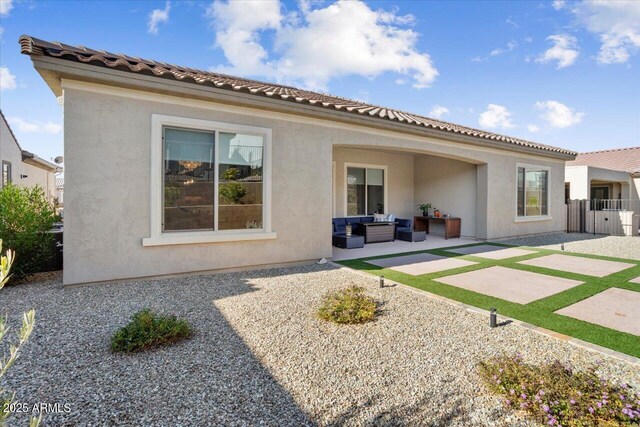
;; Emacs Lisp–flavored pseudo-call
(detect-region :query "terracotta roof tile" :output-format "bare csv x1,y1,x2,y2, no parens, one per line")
19,35,576,157
567,147,640,174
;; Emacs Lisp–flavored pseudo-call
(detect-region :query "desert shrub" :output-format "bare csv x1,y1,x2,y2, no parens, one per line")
0,184,56,278
111,309,192,353
317,286,378,324
479,354,640,426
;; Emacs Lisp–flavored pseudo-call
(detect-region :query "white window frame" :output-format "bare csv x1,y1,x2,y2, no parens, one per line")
143,114,275,246
344,162,388,217
514,163,552,223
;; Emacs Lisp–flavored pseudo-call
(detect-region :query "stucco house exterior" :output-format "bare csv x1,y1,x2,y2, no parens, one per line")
19,35,577,285
565,147,640,202
0,110,60,202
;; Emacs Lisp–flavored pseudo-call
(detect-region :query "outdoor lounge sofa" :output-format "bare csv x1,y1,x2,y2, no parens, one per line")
332,218,365,249
332,216,425,248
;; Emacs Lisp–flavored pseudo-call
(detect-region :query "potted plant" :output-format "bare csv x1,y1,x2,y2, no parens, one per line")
417,203,432,216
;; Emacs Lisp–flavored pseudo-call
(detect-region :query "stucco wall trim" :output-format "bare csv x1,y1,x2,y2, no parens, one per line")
514,162,553,223
142,114,274,247
342,162,389,217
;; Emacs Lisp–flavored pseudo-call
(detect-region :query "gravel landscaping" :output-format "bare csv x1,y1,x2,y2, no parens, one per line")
1,265,639,426
500,233,640,260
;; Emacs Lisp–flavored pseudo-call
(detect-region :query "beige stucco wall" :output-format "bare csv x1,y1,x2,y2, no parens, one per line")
63,85,569,284
21,162,56,200
333,147,414,219
63,88,334,285
414,156,477,237
1,116,57,199
0,117,23,188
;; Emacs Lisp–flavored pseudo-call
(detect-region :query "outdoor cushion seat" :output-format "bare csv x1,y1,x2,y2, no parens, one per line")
394,218,413,238
332,233,365,249
397,229,426,242
332,218,347,234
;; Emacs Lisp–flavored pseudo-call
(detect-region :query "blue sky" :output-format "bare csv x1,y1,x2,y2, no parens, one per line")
0,0,639,162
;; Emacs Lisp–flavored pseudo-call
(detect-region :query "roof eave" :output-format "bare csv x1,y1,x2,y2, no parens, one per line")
22,150,60,171
29,54,576,161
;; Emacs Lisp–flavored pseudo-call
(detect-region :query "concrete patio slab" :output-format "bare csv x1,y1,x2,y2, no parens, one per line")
434,266,584,304
332,236,477,261
366,253,477,276
631,276,640,284
518,254,635,277
446,245,537,260
555,288,640,336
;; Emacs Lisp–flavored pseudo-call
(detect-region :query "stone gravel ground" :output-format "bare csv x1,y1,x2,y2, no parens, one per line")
1,265,639,426
500,233,640,260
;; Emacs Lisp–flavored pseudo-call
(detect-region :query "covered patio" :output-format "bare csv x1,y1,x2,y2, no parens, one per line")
330,145,482,257
332,234,477,261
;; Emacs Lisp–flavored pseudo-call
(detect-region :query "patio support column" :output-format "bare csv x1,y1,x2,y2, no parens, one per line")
476,164,488,240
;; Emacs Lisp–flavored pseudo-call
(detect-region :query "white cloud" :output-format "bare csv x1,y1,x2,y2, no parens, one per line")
490,40,518,57
535,100,584,128
148,1,170,35
552,0,566,11
0,66,16,91
7,117,62,134
573,0,640,64
428,105,449,119
207,0,438,90
536,34,579,68
478,104,514,129
527,124,541,133
0,0,13,16
506,16,519,28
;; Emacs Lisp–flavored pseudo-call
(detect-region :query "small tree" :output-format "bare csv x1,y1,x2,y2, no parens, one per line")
0,184,56,278
0,241,39,426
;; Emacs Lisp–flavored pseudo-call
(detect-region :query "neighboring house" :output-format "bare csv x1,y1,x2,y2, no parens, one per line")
56,176,64,207
565,147,640,202
0,110,60,202
20,35,577,285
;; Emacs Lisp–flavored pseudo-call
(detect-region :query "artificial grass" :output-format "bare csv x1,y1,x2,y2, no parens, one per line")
337,243,640,358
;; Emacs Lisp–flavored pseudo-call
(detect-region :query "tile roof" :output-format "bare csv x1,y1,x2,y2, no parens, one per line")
19,35,576,157
567,146,640,174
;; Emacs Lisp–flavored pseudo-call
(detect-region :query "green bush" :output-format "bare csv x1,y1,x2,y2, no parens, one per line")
0,184,56,278
111,309,192,353
479,354,640,426
219,181,247,204
317,286,378,324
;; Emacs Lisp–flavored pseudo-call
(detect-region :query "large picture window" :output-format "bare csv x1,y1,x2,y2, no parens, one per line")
517,165,549,217
145,115,273,246
346,165,386,216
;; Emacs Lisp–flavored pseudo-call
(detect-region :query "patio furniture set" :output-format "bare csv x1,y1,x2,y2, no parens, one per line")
332,217,427,249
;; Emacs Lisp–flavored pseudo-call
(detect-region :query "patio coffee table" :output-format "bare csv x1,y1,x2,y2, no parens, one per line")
356,222,395,243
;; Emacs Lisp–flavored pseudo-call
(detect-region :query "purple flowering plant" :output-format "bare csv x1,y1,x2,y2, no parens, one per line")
479,354,640,426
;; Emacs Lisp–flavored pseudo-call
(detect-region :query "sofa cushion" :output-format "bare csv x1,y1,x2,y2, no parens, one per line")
332,218,347,233
346,217,361,225
395,218,412,229
360,216,374,223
